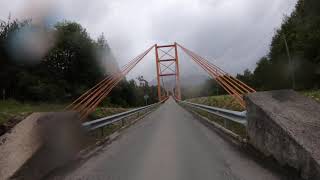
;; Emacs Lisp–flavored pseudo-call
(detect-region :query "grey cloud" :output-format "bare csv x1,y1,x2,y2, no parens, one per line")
0,0,298,81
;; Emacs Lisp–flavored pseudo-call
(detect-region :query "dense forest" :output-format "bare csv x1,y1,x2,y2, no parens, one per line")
236,0,320,91
181,0,320,100
0,19,158,107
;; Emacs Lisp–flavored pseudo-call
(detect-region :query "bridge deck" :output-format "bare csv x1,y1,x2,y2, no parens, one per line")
51,98,285,180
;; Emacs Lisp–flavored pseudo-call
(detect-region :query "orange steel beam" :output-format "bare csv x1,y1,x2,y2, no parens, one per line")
174,42,181,100
155,44,162,102
159,73,177,77
157,45,175,48
159,58,176,62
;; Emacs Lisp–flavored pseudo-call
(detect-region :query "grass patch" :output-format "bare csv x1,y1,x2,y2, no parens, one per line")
300,89,320,103
186,89,320,111
186,95,245,111
0,99,130,125
90,107,129,120
0,99,66,125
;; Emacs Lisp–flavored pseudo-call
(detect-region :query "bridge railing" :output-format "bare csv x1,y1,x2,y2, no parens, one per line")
178,101,247,125
82,97,168,131
176,99,247,140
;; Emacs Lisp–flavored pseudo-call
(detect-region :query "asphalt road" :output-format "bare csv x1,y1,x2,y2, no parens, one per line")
53,98,285,180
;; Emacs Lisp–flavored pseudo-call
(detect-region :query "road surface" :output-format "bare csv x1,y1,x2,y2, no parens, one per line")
52,98,286,180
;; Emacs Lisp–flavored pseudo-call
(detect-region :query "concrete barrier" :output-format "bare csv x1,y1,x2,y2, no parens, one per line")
245,90,320,179
0,112,82,180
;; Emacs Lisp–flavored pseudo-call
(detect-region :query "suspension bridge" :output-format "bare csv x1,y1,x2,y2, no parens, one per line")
1,43,319,180
54,43,284,179
66,43,255,120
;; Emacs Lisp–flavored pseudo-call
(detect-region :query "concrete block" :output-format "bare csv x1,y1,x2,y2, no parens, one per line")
245,90,320,179
0,112,82,180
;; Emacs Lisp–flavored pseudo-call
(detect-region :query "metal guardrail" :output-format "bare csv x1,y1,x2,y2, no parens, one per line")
178,100,247,126
82,98,168,131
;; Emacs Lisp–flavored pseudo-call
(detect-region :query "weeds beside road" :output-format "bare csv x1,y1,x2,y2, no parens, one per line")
186,89,320,111
0,99,129,136
184,90,320,137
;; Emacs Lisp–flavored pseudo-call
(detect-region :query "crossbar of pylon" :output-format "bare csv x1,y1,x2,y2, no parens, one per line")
177,43,255,107
67,45,155,120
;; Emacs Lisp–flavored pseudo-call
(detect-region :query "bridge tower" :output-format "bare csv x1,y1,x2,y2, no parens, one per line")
155,42,181,101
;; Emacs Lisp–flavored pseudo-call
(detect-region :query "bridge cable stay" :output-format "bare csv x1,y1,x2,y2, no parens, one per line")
179,46,243,103
65,59,136,111
64,48,149,111
176,43,255,107
77,55,146,118
66,45,155,120
178,45,249,107
66,55,142,112
74,47,151,116
187,49,250,95
177,44,255,107
68,45,155,119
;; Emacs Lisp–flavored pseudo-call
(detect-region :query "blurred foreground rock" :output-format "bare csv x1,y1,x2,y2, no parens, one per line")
245,90,320,179
0,112,82,180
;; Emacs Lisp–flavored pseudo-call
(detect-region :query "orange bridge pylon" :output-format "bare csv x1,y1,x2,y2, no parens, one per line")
155,43,181,101
66,42,255,120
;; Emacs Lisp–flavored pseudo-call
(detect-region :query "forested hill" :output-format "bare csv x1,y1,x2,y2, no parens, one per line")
237,0,320,90
0,19,120,102
0,19,158,107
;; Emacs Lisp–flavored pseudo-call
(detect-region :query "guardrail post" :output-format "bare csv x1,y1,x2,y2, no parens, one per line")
224,119,228,129
101,127,104,137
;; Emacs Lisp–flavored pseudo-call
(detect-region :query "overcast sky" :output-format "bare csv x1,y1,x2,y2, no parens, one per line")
1,0,298,81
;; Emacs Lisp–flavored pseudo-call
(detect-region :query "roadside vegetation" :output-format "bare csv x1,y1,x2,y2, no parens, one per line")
184,0,320,105
0,99,130,125
185,89,320,138
90,107,129,120
0,99,65,125
301,89,320,103
0,99,131,137
186,89,320,111
236,0,320,91
186,95,245,111
0,17,157,132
